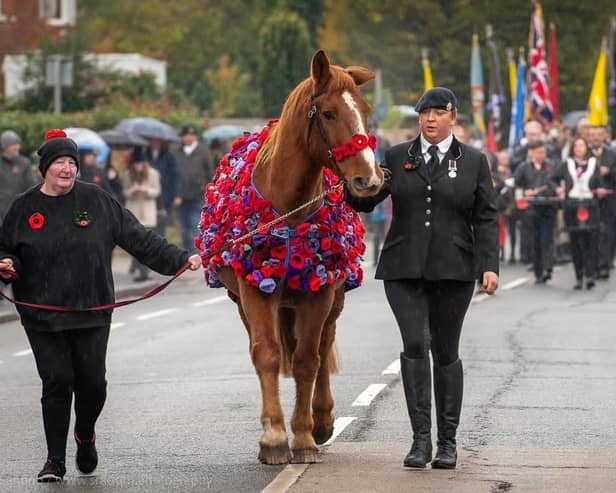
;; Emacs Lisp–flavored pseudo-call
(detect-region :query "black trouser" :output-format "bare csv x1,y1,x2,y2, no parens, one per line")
519,209,534,264
506,213,518,261
531,206,556,280
598,196,616,273
25,326,110,459
569,229,598,281
372,220,386,266
384,279,475,366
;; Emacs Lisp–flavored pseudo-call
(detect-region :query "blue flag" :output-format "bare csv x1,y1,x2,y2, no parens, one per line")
508,56,527,153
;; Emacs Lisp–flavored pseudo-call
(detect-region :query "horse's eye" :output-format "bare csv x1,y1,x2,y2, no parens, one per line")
323,111,336,121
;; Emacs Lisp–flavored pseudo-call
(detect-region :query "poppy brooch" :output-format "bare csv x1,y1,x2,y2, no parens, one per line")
73,211,93,228
28,212,45,230
404,152,424,171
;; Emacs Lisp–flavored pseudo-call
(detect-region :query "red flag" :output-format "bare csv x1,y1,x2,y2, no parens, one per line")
548,23,560,122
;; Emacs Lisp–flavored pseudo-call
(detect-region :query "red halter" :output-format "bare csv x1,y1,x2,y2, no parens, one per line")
331,134,377,163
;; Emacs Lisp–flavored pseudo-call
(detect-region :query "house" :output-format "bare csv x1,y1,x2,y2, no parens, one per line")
0,0,76,102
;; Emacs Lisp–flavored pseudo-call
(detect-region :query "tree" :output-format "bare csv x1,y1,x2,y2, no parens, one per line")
205,54,253,117
258,10,312,117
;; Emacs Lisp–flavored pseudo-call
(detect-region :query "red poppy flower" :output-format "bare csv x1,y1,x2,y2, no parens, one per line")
309,276,322,291
289,253,305,270
288,276,301,289
194,237,203,250
296,223,311,236
29,212,45,230
261,265,275,278
321,237,332,250
271,245,287,259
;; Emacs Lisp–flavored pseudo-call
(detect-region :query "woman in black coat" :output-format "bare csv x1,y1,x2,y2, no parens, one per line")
347,88,499,470
0,130,201,483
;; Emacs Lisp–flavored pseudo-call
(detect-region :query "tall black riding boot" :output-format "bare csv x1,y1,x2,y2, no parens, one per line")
400,353,432,468
432,359,463,469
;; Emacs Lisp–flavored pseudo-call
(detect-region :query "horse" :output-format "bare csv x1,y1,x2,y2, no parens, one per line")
199,50,384,465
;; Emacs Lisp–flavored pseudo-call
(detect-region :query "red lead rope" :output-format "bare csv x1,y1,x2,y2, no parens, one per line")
0,262,192,312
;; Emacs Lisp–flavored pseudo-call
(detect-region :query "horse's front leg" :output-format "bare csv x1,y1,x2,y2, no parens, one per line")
239,282,291,465
312,287,344,445
290,288,335,463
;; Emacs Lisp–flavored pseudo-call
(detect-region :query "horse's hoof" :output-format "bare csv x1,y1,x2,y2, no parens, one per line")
290,447,321,464
258,443,292,465
312,424,334,445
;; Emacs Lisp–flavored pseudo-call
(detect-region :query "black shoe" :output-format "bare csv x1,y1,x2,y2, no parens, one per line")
535,277,546,284
573,279,583,290
597,270,609,280
508,257,517,265
400,353,432,468
37,457,66,482
586,279,595,290
432,359,463,470
75,433,98,474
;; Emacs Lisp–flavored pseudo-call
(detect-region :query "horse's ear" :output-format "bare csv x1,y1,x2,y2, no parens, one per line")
345,66,375,87
311,50,331,91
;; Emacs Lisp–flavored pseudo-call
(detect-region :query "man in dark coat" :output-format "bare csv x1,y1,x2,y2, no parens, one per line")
0,130,38,221
347,87,499,471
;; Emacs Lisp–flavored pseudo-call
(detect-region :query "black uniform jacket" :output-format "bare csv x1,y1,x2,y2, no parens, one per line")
347,136,499,281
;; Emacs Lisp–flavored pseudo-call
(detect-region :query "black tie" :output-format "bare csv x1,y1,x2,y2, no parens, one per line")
427,145,439,173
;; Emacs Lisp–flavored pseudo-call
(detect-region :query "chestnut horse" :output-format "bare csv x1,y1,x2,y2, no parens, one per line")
214,50,383,464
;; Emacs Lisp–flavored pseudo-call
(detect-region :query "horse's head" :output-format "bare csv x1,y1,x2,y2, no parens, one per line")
302,50,385,197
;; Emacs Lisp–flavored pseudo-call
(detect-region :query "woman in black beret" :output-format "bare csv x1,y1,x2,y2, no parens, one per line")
347,87,499,470
0,130,201,483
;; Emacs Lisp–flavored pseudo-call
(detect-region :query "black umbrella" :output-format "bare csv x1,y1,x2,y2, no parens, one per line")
115,117,180,142
98,129,149,147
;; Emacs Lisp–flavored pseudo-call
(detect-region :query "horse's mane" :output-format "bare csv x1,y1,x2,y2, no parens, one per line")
256,65,357,167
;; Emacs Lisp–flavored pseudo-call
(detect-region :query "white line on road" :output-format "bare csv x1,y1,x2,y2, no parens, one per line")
13,349,32,357
260,464,309,493
502,277,530,290
351,383,388,406
110,322,126,331
322,416,357,446
471,293,491,304
382,359,400,375
136,308,178,321
191,295,228,307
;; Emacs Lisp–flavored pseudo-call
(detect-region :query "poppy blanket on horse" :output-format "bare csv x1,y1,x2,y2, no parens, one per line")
198,120,366,294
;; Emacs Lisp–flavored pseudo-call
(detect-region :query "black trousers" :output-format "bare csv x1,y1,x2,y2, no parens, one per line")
569,230,598,280
384,279,475,366
519,209,534,264
25,326,110,459
598,196,616,272
531,206,556,280
506,213,518,261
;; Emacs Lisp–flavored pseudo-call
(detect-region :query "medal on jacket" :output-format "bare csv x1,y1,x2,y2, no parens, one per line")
448,159,457,178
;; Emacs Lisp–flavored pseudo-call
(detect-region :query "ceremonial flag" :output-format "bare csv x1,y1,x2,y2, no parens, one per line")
548,23,560,122
507,48,517,101
528,2,553,125
486,24,506,150
509,53,527,152
588,39,608,126
422,48,434,91
470,33,486,138
609,17,616,132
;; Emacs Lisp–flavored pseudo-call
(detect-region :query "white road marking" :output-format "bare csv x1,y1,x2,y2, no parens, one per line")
260,464,308,493
471,293,491,304
502,277,529,290
382,359,400,375
110,322,126,331
191,295,228,307
136,308,178,321
13,349,32,357
351,383,387,406
322,416,357,446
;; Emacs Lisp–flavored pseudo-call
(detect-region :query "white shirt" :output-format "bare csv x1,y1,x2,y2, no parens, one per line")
183,141,199,156
420,133,453,165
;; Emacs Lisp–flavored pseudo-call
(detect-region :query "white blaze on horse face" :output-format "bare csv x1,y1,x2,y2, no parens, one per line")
342,91,378,175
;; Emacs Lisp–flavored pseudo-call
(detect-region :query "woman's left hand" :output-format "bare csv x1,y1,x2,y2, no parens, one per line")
187,254,202,271
481,271,499,295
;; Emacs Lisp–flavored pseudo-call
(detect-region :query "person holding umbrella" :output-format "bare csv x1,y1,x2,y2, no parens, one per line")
0,130,201,482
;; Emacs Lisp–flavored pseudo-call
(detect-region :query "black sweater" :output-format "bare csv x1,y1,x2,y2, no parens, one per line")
0,182,189,332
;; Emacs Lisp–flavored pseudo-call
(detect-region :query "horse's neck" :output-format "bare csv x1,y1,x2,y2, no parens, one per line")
254,126,324,223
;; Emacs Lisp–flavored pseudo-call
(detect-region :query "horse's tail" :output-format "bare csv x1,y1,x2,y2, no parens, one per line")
278,308,296,377
277,308,340,377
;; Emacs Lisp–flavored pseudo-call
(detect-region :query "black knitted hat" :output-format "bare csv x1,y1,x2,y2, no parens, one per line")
37,129,80,177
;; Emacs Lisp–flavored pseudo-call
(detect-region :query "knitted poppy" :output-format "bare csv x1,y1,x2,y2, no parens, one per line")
198,120,366,294
29,212,45,230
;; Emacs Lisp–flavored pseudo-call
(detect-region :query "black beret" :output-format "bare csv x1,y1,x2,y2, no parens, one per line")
37,129,80,177
415,87,458,113
180,124,198,136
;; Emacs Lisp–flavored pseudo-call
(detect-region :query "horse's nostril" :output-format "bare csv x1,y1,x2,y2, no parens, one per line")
352,176,368,189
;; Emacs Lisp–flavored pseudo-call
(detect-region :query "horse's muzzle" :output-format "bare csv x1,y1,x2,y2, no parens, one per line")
348,174,384,197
